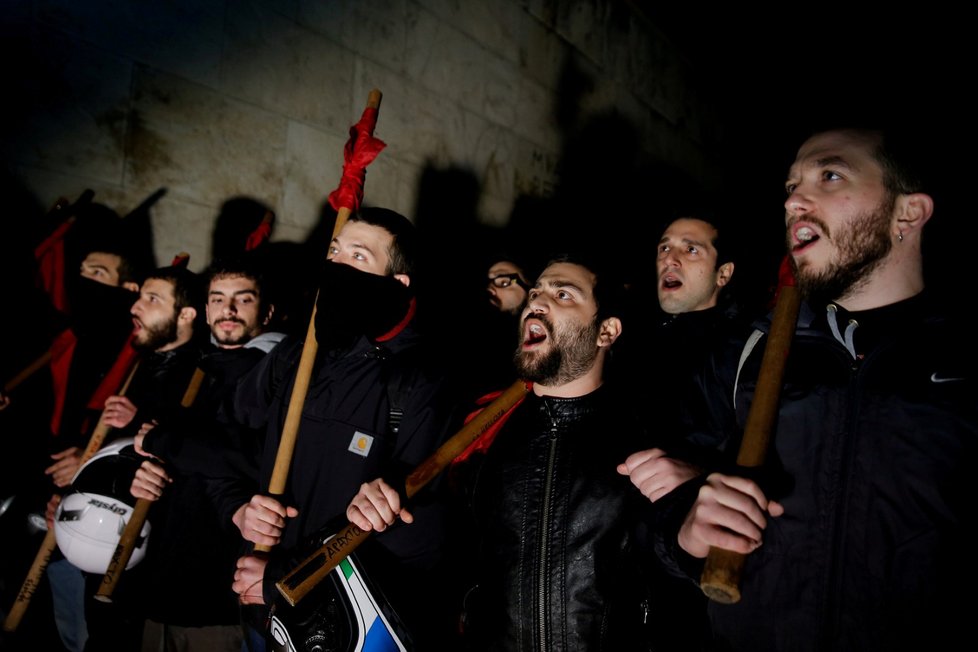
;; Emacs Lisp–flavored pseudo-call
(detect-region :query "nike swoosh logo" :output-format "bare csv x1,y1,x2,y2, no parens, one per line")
931,373,966,383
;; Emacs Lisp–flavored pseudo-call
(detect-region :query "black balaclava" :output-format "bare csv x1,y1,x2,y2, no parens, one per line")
314,261,413,350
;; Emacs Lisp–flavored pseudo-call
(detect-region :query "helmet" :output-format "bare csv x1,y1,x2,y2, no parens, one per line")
267,547,412,652
54,437,151,574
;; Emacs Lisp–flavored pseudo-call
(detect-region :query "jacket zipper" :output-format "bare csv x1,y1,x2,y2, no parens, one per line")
537,403,559,651
822,338,886,649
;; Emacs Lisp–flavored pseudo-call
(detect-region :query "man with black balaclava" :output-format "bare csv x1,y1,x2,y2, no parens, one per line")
224,207,460,649
33,227,146,652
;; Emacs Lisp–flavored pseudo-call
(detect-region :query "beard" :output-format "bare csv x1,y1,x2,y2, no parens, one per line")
211,317,256,346
133,314,179,352
514,314,599,386
789,192,896,303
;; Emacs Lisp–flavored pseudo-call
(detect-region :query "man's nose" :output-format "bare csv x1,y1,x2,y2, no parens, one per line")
785,186,814,216
660,250,680,267
526,294,549,314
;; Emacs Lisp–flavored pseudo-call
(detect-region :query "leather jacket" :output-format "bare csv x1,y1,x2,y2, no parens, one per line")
460,384,654,651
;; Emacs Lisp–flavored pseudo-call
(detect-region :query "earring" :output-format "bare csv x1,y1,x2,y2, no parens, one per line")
898,231,904,242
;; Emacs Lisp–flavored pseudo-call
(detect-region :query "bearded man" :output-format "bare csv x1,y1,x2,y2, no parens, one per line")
126,257,285,651
651,127,978,652
50,261,202,652
349,253,660,651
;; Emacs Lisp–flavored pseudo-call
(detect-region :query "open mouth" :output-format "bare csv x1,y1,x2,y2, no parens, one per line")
792,224,820,252
522,320,548,348
660,273,682,290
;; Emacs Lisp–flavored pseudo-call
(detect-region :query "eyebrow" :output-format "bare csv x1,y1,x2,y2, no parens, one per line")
209,289,258,297
659,235,708,248
812,155,855,170
790,154,857,178
541,279,586,295
331,237,376,259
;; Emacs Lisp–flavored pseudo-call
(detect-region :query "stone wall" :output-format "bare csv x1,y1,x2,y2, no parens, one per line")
2,0,720,271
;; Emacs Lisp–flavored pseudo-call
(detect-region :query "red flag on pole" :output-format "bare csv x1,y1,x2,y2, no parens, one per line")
245,211,274,252
34,218,75,314
327,104,387,213
84,336,139,413
48,328,78,435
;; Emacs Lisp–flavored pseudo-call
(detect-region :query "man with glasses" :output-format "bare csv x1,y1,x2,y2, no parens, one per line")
486,256,530,315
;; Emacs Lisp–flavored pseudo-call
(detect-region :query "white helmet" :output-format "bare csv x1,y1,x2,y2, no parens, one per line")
54,437,151,574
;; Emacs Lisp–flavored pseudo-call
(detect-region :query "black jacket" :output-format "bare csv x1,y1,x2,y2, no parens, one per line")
459,385,655,651
80,339,202,650
228,325,460,615
656,292,978,651
136,334,283,626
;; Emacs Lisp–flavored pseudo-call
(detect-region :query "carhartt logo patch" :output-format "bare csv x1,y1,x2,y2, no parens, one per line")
348,431,374,457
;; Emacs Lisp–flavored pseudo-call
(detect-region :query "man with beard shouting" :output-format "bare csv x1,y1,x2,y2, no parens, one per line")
349,253,660,650
226,208,460,650
651,126,978,651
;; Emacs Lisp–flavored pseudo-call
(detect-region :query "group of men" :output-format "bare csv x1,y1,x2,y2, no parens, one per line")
0,123,972,652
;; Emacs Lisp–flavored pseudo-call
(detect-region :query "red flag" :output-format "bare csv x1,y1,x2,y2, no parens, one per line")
451,386,530,465
768,255,797,310
48,332,140,436
170,252,190,268
34,218,75,314
84,336,139,412
48,328,78,435
327,106,387,213
245,211,274,251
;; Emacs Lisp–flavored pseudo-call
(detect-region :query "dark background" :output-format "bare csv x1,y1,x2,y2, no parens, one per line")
634,5,971,312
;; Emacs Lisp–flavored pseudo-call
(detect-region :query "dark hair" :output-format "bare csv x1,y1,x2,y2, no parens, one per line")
869,130,927,196
83,248,139,286
484,249,538,284
72,202,148,285
204,255,272,319
144,266,202,313
662,209,734,270
205,256,265,294
542,252,627,326
348,207,417,276
804,125,929,196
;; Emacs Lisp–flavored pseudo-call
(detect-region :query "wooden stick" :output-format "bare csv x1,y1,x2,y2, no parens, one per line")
3,350,53,394
276,379,530,606
699,277,801,604
3,360,140,632
255,88,383,554
94,367,206,602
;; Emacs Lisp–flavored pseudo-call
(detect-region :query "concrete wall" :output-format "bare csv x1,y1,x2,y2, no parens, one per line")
2,0,720,272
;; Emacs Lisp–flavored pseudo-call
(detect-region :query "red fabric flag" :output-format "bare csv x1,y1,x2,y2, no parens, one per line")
450,386,530,465
84,336,139,412
245,212,273,251
34,218,76,314
327,106,387,213
48,328,79,435
769,255,797,310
